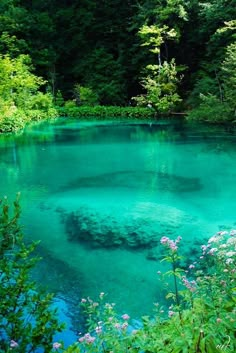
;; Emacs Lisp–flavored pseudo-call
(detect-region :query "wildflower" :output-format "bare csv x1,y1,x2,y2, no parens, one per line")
208,235,222,243
81,298,87,303
208,248,218,255
160,236,169,244
105,303,113,309
114,323,121,329
226,251,236,257
86,336,95,344
122,314,130,320
10,340,18,348
182,276,197,292
53,342,62,350
84,333,96,344
99,292,105,298
216,318,222,323
168,310,175,318
160,236,179,251
226,258,234,265
169,240,178,251
121,322,128,330
95,326,102,334
189,264,195,269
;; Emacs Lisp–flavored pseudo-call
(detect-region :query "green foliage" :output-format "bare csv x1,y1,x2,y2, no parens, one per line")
60,232,236,353
54,91,65,107
58,105,155,120
0,54,56,132
222,42,236,115
187,94,232,123
0,195,64,352
188,41,236,122
138,24,179,54
133,15,183,114
74,84,99,106
133,60,182,113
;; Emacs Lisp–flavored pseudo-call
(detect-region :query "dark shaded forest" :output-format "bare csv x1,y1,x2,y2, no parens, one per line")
0,0,236,120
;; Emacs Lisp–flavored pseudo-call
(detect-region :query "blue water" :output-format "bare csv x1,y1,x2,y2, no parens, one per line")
1,118,236,328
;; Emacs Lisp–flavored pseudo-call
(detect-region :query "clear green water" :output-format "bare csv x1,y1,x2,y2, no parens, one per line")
1,118,236,322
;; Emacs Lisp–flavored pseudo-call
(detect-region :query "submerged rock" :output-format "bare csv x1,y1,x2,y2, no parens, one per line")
58,203,191,252
59,170,202,193
59,207,159,249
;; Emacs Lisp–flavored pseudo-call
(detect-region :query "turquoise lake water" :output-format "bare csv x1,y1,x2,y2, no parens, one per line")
1,118,236,326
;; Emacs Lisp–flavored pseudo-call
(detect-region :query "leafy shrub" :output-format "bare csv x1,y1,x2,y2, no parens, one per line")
187,94,233,123
74,85,99,106
58,105,156,120
61,232,236,353
0,195,64,352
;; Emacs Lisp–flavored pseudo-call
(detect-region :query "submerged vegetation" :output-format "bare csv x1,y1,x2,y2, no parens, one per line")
1,199,235,352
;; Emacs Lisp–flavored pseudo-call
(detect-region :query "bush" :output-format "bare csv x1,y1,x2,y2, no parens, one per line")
74,85,99,106
187,94,233,123
58,105,156,120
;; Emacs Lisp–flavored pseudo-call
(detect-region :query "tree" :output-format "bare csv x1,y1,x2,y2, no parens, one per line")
133,23,183,113
0,54,56,132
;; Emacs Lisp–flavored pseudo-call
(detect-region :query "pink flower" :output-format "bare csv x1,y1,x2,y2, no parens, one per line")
160,236,169,244
189,264,195,269
114,323,121,329
10,340,18,348
79,333,96,344
86,336,95,344
208,248,218,255
121,322,128,330
216,318,222,323
81,298,87,303
53,342,62,350
122,314,130,320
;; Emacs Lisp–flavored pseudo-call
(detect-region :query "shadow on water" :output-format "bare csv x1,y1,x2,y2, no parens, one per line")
59,170,202,193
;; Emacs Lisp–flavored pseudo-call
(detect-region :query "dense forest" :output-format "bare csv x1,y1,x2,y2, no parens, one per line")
0,0,236,124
